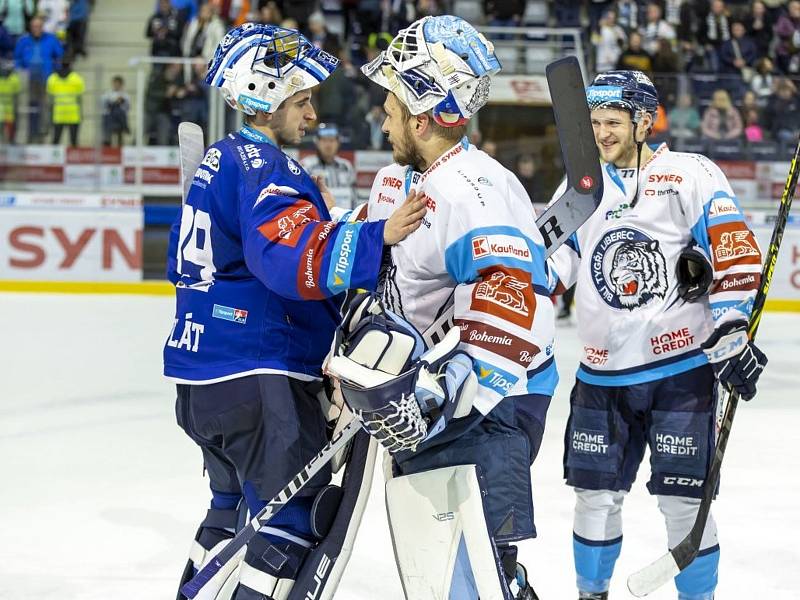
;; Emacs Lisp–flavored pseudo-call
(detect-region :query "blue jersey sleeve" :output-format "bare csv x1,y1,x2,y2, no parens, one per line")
240,169,386,301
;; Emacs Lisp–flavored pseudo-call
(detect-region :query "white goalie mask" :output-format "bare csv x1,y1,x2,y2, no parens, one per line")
361,15,501,127
205,23,339,115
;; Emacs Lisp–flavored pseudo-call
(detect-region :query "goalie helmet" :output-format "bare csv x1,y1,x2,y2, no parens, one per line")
205,23,339,115
586,70,659,123
360,15,501,127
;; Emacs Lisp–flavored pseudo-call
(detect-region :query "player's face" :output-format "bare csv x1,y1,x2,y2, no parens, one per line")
272,90,316,145
382,93,424,170
316,136,339,161
591,108,638,166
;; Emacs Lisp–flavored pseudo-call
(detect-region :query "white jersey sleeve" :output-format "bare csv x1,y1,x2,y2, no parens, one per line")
681,155,762,328
545,177,582,293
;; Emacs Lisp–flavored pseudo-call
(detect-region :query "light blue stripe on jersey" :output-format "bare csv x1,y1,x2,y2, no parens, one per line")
690,216,712,257
574,533,622,594
326,222,360,293
526,356,559,396
473,358,519,396
444,225,547,285
675,545,719,598
606,163,626,194
576,351,707,386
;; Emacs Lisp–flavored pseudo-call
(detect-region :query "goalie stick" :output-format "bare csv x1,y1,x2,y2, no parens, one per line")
537,56,603,257
182,56,601,599
178,121,205,204
180,418,362,598
627,135,800,597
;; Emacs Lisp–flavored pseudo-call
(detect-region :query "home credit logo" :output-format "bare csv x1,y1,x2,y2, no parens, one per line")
470,234,532,262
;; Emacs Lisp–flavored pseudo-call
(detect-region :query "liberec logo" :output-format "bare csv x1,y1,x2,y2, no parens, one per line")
590,227,668,310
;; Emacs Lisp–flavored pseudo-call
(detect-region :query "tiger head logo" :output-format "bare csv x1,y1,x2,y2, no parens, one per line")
609,240,668,310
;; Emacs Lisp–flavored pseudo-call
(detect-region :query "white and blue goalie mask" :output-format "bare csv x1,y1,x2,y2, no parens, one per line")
206,23,339,115
361,15,501,127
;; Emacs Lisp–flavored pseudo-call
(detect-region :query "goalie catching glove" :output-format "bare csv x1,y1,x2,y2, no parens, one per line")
701,319,768,401
326,294,476,454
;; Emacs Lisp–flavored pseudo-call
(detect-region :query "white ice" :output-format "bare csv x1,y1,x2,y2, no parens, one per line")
1,293,798,599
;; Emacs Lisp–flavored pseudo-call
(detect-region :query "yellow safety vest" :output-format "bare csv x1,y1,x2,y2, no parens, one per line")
46,72,85,124
0,73,21,123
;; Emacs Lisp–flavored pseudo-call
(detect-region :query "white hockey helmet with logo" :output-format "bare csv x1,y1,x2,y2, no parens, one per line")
205,23,339,115
361,15,501,127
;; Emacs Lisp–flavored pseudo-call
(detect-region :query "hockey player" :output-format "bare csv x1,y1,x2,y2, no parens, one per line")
300,122,358,209
163,23,426,600
546,71,768,600
326,15,556,599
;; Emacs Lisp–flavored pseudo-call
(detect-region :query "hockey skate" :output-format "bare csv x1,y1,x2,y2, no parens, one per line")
578,592,608,599
512,564,540,600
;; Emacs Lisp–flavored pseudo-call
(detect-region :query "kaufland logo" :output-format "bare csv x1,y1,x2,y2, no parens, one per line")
471,234,532,261
472,236,490,258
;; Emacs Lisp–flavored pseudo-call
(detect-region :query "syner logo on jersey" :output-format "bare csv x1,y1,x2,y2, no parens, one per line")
591,227,668,310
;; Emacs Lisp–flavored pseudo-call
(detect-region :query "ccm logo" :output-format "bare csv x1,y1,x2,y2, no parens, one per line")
663,476,703,487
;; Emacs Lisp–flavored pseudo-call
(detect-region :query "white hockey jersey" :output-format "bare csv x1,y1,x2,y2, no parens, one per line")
548,144,762,386
367,139,557,415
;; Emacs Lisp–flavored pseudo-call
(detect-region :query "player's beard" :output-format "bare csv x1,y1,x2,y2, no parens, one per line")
392,126,425,172
271,109,301,146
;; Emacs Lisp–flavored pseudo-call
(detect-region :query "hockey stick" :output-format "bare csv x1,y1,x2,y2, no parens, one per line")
537,56,603,257
180,418,362,598
178,121,205,204
627,135,800,597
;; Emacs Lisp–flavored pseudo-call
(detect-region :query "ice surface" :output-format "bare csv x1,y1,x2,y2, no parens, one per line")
1,293,797,599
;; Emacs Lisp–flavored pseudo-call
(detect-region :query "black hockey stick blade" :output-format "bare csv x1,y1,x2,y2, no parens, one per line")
181,418,362,598
628,134,800,597
537,57,603,258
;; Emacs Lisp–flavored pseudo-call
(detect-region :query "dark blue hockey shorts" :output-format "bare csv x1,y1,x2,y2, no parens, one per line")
563,364,717,498
393,393,551,543
175,374,331,503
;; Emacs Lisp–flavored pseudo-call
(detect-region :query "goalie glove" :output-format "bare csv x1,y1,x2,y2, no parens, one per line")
326,306,476,454
701,319,768,401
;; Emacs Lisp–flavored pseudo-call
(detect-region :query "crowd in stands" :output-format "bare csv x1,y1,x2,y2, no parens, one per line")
3,0,800,171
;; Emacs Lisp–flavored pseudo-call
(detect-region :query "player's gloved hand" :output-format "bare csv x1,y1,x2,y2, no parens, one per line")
701,320,768,400
326,305,475,453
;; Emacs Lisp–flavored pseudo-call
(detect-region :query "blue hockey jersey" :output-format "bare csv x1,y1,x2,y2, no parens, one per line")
163,126,386,383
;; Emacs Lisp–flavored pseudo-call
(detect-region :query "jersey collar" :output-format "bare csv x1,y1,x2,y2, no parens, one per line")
239,124,278,148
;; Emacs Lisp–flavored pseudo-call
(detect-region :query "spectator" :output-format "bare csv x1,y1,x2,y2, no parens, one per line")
482,139,498,158
719,21,758,80
66,0,91,59
701,88,743,140
306,10,336,49
774,0,800,74
750,56,775,99
741,89,761,115
743,107,764,141
169,0,197,23
616,31,653,74
745,1,775,59
145,61,183,145
484,0,524,27
668,92,701,140
175,58,208,134
640,2,676,55
593,9,627,72
700,0,732,71
0,59,20,142
651,37,680,106
182,2,225,62
553,0,582,27
146,0,185,58
46,60,84,145
415,0,443,18
617,0,643,33
37,0,69,37
101,75,130,146
282,0,315,33
765,77,800,143
13,15,63,142
515,153,547,203
651,103,670,136
0,0,35,40
300,123,358,208
257,1,281,25
0,21,15,59
589,0,615,34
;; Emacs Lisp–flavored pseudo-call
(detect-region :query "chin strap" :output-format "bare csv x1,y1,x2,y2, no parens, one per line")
630,123,644,208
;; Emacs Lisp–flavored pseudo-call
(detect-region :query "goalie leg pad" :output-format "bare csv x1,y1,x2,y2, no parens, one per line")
234,534,310,600
177,505,247,600
386,464,513,600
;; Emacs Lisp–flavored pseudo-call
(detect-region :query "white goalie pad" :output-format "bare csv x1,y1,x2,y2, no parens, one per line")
385,465,509,600
187,538,245,600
